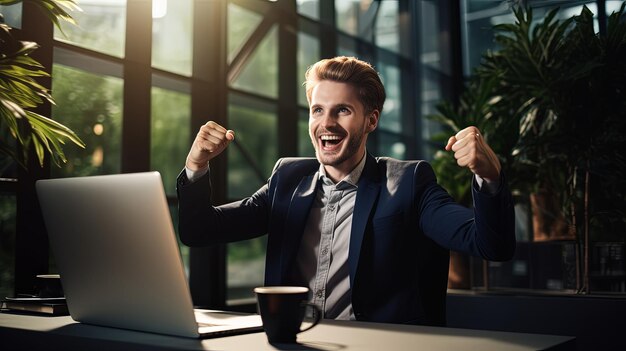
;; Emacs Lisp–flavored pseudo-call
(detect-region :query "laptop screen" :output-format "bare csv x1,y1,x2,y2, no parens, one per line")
37,172,203,337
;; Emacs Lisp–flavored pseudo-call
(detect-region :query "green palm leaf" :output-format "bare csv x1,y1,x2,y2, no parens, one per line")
0,0,84,168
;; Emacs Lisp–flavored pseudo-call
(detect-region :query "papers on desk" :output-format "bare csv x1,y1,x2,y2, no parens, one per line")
1,297,69,316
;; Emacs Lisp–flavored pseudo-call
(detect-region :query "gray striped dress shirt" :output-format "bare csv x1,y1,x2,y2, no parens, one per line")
293,153,367,320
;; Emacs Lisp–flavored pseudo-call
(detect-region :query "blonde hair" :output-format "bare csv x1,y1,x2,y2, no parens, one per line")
304,56,386,115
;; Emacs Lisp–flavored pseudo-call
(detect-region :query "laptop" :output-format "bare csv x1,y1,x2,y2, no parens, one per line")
36,172,263,338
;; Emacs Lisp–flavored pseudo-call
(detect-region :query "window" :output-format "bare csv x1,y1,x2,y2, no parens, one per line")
50,61,124,178
6,0,621,307
152,0,193,76
150,79,191,195
297,27,320,107
230,21,279,99
55,0,127,58
460,0,626,294
1,0,419,304
227,95,277,198
297,0,319,20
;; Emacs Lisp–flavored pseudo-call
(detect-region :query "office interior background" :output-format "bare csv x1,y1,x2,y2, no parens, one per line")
1,0,625,347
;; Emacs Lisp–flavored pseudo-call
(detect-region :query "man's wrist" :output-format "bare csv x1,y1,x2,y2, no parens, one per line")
185,163,209,183
475,174,500,195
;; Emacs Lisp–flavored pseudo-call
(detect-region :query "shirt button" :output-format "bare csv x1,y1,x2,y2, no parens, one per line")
321,247,329,255
316,289,324,298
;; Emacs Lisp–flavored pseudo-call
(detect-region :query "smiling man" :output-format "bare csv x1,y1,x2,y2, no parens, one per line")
308,79,375,182
177,56,515,326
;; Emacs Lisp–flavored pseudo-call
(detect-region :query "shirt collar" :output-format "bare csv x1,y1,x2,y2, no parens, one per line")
318,152,367,188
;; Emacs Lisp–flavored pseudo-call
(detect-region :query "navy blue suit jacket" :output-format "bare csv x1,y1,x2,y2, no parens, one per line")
176,153,515,326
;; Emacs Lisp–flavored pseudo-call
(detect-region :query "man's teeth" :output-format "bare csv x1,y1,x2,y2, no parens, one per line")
321,135,341,140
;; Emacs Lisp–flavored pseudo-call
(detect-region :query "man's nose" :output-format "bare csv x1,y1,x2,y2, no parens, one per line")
320,112,337,128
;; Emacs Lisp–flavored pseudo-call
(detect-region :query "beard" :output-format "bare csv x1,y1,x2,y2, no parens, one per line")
312,130,364,167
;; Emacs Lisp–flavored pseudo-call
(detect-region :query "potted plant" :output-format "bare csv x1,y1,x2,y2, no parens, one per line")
431,4,626,293
0,0,84,171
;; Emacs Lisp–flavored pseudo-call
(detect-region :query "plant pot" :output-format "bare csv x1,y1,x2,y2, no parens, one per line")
529,190,574,241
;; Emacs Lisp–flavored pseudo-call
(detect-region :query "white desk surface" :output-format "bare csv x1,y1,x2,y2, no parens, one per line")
0,311,575,350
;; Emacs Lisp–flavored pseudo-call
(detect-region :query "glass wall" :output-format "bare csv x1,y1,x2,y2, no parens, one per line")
150,79,191,196
152,0,192,76
4,0,623,304
50,63,124,178
460,0,626,294
55,0,127,57
0,0,465,302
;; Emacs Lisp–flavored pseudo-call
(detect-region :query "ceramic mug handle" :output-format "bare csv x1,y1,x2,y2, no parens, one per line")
300,303,321,333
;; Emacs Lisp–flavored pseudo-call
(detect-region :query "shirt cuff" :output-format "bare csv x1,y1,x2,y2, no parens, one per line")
475,174,500,195
185,164,209,183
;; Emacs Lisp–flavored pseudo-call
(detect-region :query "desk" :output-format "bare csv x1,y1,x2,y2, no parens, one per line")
0,312,575,350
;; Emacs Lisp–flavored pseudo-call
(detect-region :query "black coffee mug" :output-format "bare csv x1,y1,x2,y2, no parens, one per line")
254,286,321,343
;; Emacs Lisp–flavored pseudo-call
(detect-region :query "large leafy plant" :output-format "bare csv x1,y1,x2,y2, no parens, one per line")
485,4,626,241
429,76,518,207
431,4,626,292
0,0,84,170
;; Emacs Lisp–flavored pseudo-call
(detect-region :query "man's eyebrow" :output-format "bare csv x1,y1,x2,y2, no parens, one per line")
310,103,356,110
335,103,355,110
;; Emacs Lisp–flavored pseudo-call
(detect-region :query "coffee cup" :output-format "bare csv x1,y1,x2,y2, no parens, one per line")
254,286,321,343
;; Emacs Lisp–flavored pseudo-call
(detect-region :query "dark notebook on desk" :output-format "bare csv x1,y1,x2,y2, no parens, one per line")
2,297,68,316
36,172,263,338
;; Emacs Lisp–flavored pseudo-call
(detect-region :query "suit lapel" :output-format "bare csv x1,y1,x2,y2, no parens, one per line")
349,155,380,288
280,172,320,279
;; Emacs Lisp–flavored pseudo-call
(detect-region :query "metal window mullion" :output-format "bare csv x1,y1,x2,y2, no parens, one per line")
402,0,420,159
319,0,337,58
278,0,298,158
122,0,152,173
13,1,53,296
187,0,229,309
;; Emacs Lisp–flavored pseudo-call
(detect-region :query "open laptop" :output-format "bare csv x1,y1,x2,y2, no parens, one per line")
36,172,263,338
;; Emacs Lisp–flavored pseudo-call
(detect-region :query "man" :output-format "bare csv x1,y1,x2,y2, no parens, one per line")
177,56,515,326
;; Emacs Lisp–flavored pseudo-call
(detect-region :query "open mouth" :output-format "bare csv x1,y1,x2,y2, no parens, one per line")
320,134,344,150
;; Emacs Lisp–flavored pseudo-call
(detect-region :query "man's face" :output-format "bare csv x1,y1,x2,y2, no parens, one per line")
308,80,378,177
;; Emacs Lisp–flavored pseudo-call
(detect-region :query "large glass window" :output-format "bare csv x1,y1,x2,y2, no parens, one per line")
335,0,376,42
0,3,21,28
230,25,279,98
150,79,191,196
55,0,127,58
379,131,406,160
227,3,264,64
419,0,445,158
375,0,400,54
9,0,623,312
461,0,599,75
377,56,402,134
460,0,626,294
225,1,285,303
226,97,277,198
297,0,319,20
337,33,359,58
50,64,124,178
298,109,315,157
226,94,277,303
152,0,193,76
297,26,320,107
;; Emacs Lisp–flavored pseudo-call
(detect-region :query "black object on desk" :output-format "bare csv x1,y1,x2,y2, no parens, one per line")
1,297,69,316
